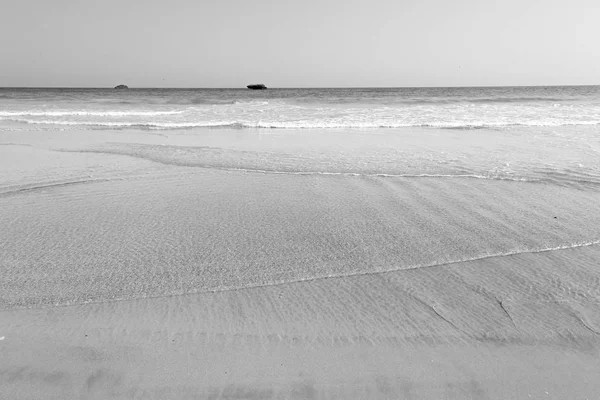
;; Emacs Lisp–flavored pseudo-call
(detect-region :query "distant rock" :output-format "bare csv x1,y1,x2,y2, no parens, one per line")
247,84,267,90
114,84,129,89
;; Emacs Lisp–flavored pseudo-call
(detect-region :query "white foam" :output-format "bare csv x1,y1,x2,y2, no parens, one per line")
0,110,183,117
3,117,600,129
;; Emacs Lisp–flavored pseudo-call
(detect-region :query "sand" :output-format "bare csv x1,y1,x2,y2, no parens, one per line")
1,127,600,399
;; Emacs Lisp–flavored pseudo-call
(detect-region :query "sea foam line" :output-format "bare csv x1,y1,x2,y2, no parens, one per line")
212,167,541,184
0,178,120,197
3,118,600,129
190,239,600,296
15,238,600,311
0,110,183,117
58,148,542,183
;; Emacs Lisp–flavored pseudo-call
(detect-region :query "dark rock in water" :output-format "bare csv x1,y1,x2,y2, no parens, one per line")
114,84,129,89
247,84,267,90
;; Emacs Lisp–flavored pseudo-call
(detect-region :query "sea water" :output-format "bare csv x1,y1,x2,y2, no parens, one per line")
1,86,600,129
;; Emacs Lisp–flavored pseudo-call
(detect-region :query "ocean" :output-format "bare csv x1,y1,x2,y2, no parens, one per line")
1,86,600,129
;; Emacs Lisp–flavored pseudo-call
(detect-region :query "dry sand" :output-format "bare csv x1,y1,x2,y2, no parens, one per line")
1,128,600,399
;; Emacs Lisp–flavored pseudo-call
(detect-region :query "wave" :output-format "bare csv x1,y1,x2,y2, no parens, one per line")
303,97,583,106
186,99,273,105
62,144,600,188
185,98,236,105
56,148,545,184
465,97,576,104
191,98,235,105
165,98,287,106
0,110,183,117
233,100,272,105
0,118,240,128
4,118,600,130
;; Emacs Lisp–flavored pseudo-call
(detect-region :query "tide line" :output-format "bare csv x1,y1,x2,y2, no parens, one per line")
0,178,118,197
57,148,543,184
199,238,600,294
9,238,600,312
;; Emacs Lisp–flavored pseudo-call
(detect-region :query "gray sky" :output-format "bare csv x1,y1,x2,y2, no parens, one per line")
1,0,598,87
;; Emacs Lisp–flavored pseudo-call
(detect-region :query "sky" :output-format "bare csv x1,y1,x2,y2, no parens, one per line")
0,0,598,88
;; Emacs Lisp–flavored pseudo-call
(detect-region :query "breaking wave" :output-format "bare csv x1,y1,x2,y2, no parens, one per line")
2,86,599,130
3,118,600,130
0,110,183,117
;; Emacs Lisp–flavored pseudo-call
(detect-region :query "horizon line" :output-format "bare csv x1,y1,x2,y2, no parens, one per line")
1,84,599,90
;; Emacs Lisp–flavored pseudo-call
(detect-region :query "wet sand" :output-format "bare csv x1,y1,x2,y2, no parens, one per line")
2,245,600,399
1,128,600,399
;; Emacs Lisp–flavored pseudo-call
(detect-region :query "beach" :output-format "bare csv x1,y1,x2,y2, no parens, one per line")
2,87,600,399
